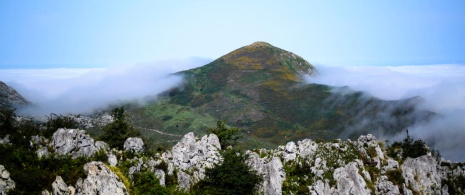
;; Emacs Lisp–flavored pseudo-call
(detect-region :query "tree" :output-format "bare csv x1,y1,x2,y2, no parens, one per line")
207,120,241,148
193,148,263,195
43,113,79,137
100,107,140,149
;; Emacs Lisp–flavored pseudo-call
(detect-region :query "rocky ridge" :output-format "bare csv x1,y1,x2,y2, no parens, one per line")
3,128,465,194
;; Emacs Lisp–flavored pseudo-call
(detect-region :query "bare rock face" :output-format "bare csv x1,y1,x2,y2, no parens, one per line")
51,176,75,195
402,155,442,194
75,161,127,195
333,162,371,195
246,153,286,195
123,137,144,154
51,128,107,158
0,165,15,194
161,132,221,191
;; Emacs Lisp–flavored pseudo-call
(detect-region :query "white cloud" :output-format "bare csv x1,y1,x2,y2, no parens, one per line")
306,64,465,161
0,58,209,115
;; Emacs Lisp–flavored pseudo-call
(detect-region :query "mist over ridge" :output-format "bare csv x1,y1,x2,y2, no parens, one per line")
0,58,210,115
307,63,465,161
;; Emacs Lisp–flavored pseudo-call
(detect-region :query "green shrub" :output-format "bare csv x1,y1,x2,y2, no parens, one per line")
100,107,141,149
207,120,241,148
44,113,79,138
387,130,428,160
193,148,263,194
132,171,170,195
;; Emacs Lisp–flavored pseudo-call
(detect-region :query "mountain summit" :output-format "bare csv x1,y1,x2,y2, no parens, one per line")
129,42,434,148
221,41,315,77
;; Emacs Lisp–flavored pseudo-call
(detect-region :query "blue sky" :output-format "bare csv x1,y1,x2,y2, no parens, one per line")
1,0,464,68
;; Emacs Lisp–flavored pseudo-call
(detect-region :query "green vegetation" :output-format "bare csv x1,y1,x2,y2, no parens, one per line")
43,113,79,138
132,171,170,195
387,130,429,160
100,107,141,149
193,148,263,195
207,120,241,148
282,160,314,194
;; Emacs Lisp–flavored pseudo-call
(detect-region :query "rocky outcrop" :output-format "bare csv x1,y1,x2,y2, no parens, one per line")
247,153,286,195
0,165,15,194
333,162,371,194
123,137,144,154
50,128,108,158
75,161,127,195
51,176,75,195
0,81,28,108
402,155,442,194
161,132,221,191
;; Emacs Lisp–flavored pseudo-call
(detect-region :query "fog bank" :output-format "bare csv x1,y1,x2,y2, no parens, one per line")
0,58,209,115
306,64,465,161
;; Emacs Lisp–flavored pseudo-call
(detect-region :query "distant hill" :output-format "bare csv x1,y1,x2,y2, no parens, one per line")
0,81,28,109
126,42,435,148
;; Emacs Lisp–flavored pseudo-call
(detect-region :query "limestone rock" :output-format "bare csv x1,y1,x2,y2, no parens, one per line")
51,128,107,158
51,176,75,195
402,155,442,194
333,162,371,195
123,137,144,154
108,154,118,166
75,161,127,195
247,152,285,195
0,165,15,194
154,169,165,186
376,176,400,195
177,171,191,191
162,132,221,190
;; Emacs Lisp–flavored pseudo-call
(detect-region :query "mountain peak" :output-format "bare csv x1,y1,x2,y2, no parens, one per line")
246,41,272,48
220,42,315,77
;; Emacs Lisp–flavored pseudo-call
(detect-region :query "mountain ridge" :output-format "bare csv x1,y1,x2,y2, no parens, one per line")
125,42,435,149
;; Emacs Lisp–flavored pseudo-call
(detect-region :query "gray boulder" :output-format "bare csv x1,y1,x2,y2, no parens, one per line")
0,165,15,194
51,128,107,158
402,155,442,194
51,176,75,195
162,132,221,191
123,137,144,154
333,162,371,195
75,161,127,195
247,153,286,195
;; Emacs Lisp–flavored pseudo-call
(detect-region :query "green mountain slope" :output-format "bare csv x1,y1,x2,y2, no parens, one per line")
127,42,434,148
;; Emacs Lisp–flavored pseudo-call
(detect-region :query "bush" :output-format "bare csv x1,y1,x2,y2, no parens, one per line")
132,171,170,195
387,130,428,160
44,113,79,138
100,107,141,149
193,148,262,194
207,120,241,148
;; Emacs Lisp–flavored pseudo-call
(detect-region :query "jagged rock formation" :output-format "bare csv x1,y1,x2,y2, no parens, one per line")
123,137,144,154
9,128,464,194
0,165,15,194
161,132,222,191
50,128,109,158
75,162,127,195
0,81,28,109
247,153,286,195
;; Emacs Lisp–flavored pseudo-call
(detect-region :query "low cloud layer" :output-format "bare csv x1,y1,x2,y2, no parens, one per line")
306,64,465,161
0,58,209,115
